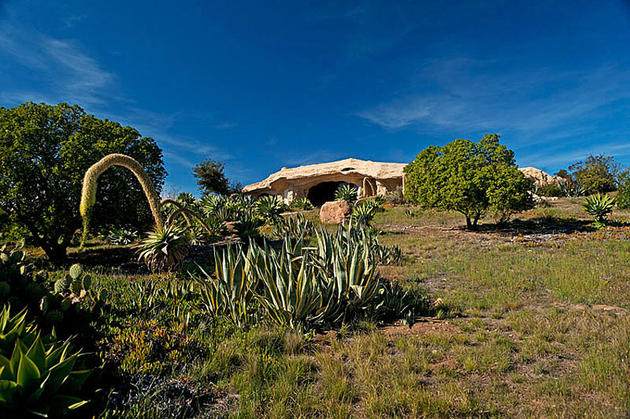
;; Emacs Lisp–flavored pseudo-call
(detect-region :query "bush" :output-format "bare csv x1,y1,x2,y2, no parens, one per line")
616,170,630,209
384,187,404,204
404,134,534,229
568,154,619,194
536,183,564,197
107,227,139,245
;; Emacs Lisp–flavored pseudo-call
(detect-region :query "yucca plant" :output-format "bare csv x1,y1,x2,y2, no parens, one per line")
334,184,358,204
136,224,191,272
0,305,92,417
583,193,615,226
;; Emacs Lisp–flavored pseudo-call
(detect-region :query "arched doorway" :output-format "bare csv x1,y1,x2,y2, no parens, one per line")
307,181,354,207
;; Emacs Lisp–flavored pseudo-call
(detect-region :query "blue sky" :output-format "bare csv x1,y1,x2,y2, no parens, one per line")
1,0,630,194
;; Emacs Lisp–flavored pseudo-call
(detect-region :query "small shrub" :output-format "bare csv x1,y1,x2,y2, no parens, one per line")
334,184,358,204
384,187,404,204
256,196,284,225
582,193,615,226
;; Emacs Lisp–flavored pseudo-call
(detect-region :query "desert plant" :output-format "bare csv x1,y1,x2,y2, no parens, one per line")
80,154,164,247
289,197,313,211
193,245,256,327
136,224,190,272
0,305,93,416
583,193,615,226
0,103,165,262
351,202,377,227
334,184,358,204
274,213,314,239
384,186,405,204
256,196,284,225
107,227,139,245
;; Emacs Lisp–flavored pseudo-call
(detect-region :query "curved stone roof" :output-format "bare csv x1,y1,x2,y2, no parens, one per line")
243,158,406,193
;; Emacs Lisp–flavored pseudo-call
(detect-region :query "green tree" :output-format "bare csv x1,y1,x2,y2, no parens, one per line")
0,102,166,262
616,170,630,209
568,154,618,194
404,134,534,229
193,158,241,196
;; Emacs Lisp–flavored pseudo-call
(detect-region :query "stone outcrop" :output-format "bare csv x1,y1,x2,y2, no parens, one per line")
243,158,406,205
319,200,351,224
518,167,561,187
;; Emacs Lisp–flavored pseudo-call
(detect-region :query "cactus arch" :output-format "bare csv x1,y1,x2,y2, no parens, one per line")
79,153,163,245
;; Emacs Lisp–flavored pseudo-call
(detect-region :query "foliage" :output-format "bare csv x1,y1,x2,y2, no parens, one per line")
193,158,241,196
107,227,139,245
568,155,619,194
136,224,190,272
582,193,615,226
289,197,313,210
404,134,534,229
0,305,93,417
334,184,358,204
535,183,564,197
191,223,415,331
351,202,377,227
616,170,630,210
274,213,315,239
384,186,405,204
256,196,284,225
0,245,101,336
0,102,165,262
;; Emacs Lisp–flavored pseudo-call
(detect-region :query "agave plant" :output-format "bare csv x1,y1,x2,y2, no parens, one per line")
193,245,256,327
274,213,315,239
289,197,313,211
583,193,615,226
334,184,358,204
136,224,191,272
0,305,92,416
256,196,284,224
252,244,323,329
351,202,377,227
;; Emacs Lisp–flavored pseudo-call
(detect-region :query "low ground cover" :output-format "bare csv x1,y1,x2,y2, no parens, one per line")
9,198,630,417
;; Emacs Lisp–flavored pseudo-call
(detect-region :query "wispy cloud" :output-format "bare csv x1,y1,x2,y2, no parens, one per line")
358,58,630,142
0,23,115,106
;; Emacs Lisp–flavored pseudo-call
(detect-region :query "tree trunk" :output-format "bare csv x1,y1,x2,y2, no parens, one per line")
465,216,472,229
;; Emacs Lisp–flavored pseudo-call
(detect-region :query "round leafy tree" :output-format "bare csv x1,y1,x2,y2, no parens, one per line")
0,102,166,262
404,134,534,229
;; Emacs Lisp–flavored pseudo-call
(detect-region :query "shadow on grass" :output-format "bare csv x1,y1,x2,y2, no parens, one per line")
478,216,597,235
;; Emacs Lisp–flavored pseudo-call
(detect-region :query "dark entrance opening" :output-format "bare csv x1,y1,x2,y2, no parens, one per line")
307,181,352,207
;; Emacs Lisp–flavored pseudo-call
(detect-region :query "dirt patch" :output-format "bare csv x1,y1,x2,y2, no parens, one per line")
379,318,459,337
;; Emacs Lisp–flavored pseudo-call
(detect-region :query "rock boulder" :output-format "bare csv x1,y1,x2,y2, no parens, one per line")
320,200,351,224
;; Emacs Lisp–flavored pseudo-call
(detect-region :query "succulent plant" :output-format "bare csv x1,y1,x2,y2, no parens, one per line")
0,305,93,416
136,225,191,272
334,184,358,204
583,193,615,225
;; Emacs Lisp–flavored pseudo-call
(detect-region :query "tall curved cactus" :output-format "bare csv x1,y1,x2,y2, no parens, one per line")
79,153,163,246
